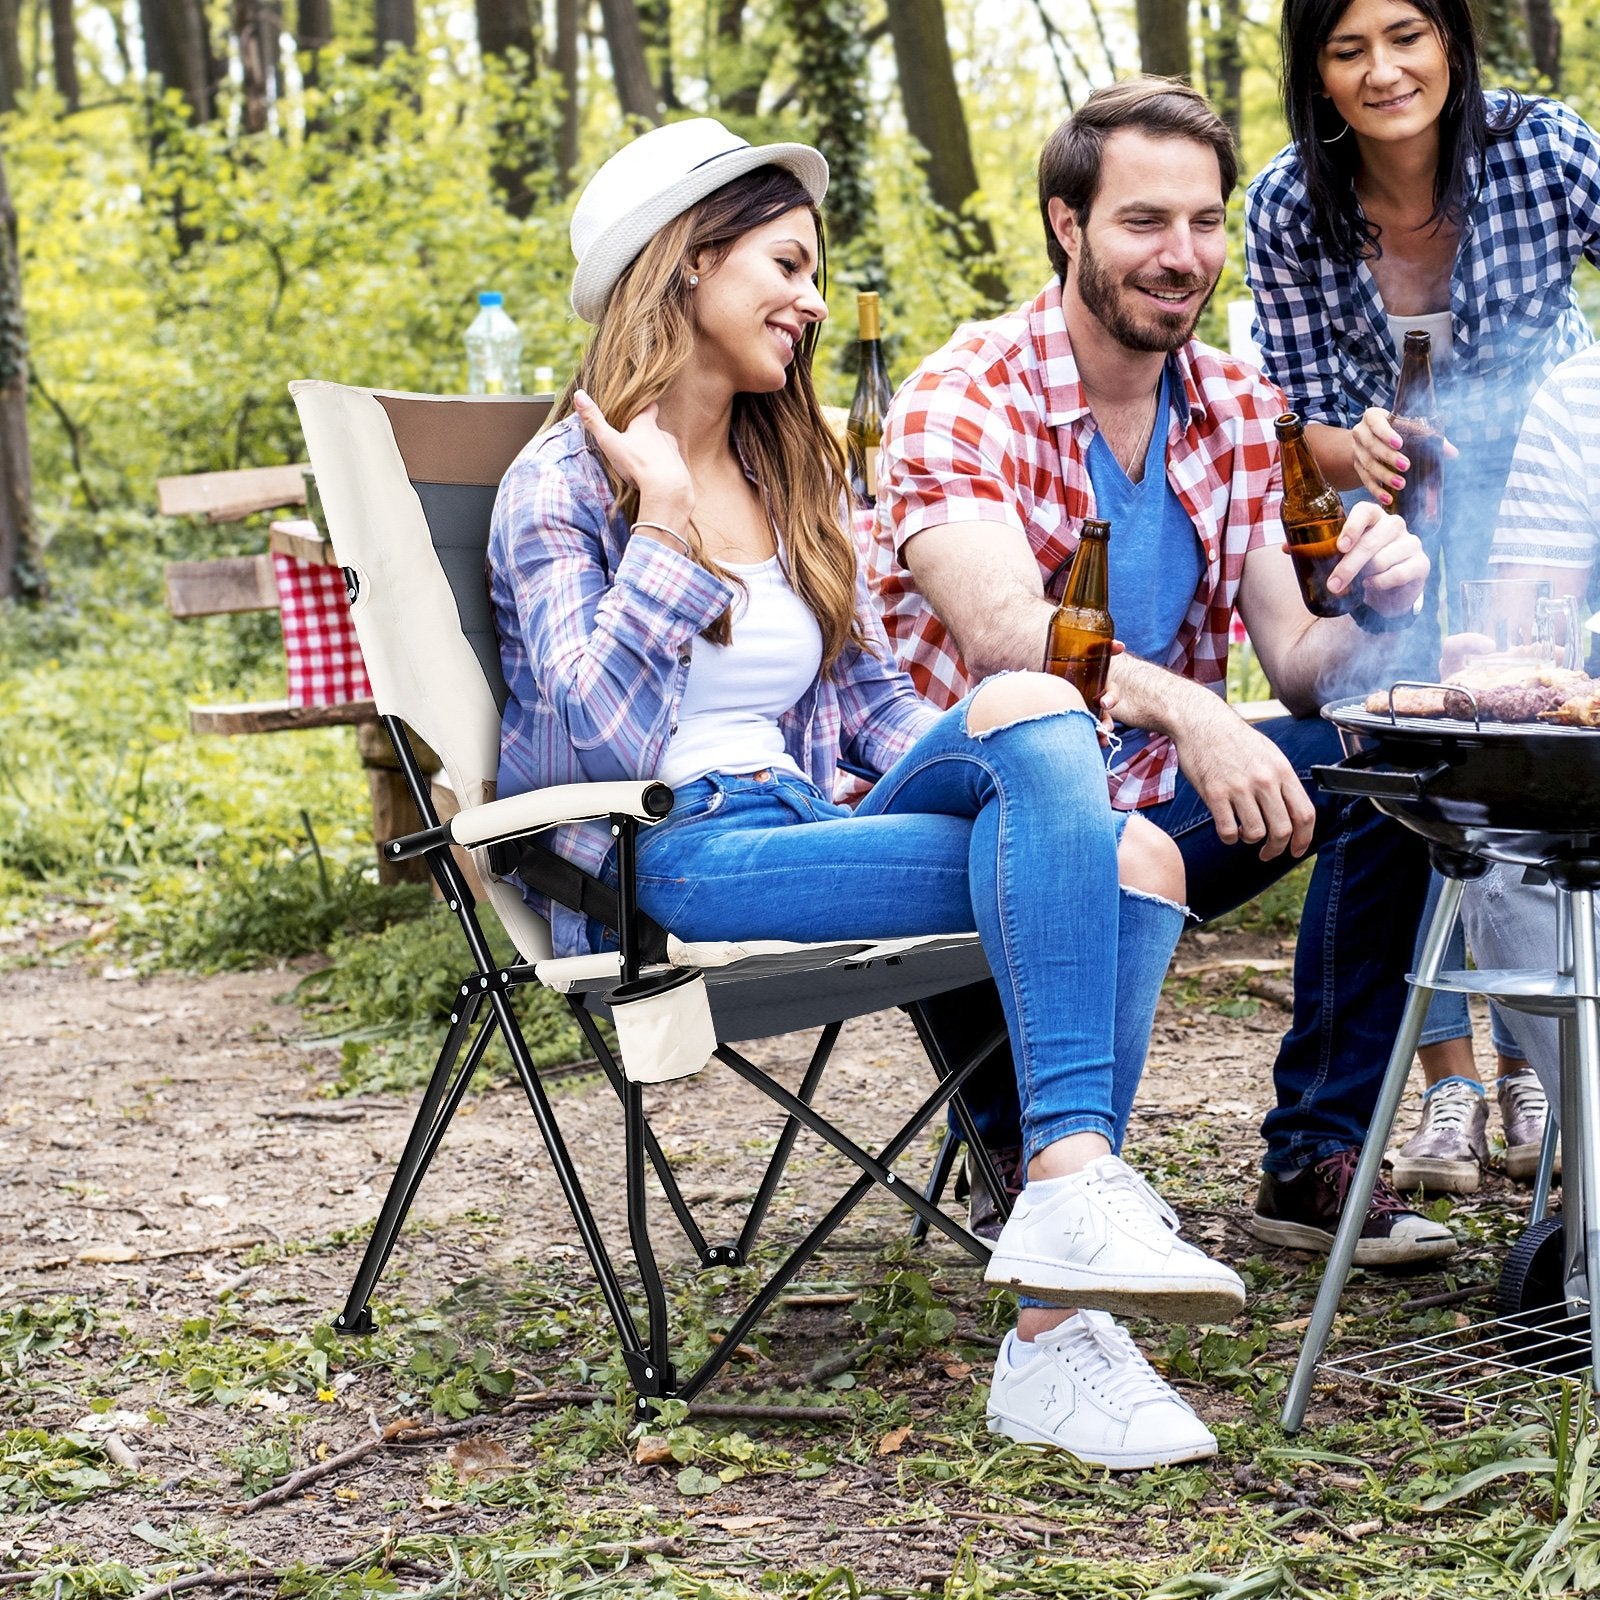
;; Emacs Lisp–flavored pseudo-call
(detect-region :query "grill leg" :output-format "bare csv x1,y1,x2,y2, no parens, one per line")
1566,887,1600,1388
1281,874,1464,1434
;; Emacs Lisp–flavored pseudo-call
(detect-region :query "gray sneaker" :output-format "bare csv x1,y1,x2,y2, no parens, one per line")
1391,1077,1488,1195
1497,1068,1552,1182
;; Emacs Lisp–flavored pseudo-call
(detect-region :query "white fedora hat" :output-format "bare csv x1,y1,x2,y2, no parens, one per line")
570,118,828,323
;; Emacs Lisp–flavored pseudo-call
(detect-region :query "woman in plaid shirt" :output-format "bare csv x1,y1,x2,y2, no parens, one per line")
490,118,1246,1468
1245,0,1600,1193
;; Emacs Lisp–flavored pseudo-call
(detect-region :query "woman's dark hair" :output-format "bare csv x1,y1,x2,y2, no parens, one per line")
1281,0,1530,262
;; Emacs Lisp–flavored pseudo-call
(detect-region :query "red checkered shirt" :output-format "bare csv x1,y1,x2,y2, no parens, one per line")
869,279,1287,810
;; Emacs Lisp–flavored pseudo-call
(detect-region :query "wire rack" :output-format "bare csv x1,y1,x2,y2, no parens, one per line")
1321,1301,1596,1418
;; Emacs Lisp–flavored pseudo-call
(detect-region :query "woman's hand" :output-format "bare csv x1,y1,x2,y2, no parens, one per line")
572,390,695,531
1351,406,1459,508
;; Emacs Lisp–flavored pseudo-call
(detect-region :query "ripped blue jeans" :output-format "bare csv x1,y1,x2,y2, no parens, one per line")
606,692,1186,1165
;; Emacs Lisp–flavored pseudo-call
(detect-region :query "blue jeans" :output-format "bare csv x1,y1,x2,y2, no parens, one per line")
936,713,1432,1174
607,696,1185,1165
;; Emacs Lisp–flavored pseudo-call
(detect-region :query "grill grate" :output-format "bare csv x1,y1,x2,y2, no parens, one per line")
1321,1301,1594,1418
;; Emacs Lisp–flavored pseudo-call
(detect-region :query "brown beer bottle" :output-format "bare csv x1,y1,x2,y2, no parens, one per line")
1043,518,1114,713
1391,330,1444,545
1275,411,1356,618
847,292,892,509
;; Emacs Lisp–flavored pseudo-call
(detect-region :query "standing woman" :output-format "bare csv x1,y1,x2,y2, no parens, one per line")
1245,0,1600,1192
490,118,1244,1469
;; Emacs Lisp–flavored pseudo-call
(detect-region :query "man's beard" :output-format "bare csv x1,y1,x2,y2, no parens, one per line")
1075,235,1217,354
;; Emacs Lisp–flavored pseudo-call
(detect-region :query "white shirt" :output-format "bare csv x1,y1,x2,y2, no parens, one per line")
1387,310,1454,369
656,555,824,792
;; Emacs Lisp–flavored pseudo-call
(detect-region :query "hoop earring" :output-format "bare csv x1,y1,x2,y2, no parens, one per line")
1320,117,1351,145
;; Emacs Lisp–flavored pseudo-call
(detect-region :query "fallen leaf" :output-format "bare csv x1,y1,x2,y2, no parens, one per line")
635,1437,676,1466
676,1465,721,1497
706,1515,783,1532
77,1244,140,1264
333,1486,361,1502
877,1425,912,1456
1344,1518,1383,1539
71,1409,152,1435
250,1390,290,1413
941,1362,973,1380
102,1433,141,1472
446,1439,517,1479
1271,1317,1311,1333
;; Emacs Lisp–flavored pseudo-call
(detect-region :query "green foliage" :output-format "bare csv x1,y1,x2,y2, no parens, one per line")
0,1429,114,1509
848,1267,956,1356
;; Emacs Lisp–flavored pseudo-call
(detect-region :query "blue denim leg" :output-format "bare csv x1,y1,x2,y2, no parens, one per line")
1415,871,1472,1049
1138,714,1432,1174
622,696,1177,1166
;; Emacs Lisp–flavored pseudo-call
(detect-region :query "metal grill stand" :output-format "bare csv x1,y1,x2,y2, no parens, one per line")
1282,846,1600,1431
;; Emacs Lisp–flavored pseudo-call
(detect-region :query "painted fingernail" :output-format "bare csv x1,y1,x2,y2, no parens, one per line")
1390,435,1403,449
1380,493,1392,506
1390,476,1405,489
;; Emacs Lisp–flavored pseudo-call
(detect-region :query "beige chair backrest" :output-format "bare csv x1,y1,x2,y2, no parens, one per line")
289,380,555,959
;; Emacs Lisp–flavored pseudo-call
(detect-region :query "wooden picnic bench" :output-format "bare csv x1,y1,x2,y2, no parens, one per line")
158,464,437,885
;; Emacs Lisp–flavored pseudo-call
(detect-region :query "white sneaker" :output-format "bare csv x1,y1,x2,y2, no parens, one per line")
986,1312,1218,1469
983,1154,1245,1323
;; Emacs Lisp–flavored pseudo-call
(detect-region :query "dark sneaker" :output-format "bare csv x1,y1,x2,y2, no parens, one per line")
1249,1149,1458,1266
1497,1067,1553,1182
966,1144,1024,1243
1391,1077,1488,1195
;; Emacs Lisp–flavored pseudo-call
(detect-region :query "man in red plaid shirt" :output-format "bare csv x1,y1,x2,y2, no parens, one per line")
870,79,1452,1265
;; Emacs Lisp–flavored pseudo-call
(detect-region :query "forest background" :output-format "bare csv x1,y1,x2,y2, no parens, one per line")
4,0,1600,1091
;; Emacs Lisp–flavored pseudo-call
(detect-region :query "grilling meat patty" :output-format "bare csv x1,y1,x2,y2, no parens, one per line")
1364,664,1591,721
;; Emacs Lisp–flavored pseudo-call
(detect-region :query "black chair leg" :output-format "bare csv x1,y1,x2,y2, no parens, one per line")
335,995,490,1334
909,1126,964,1244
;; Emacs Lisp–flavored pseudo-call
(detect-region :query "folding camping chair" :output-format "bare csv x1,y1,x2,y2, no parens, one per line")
289,380,1016,1414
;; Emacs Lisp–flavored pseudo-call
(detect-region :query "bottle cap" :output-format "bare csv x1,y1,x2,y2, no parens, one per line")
857,291,881,341
478,291,504,307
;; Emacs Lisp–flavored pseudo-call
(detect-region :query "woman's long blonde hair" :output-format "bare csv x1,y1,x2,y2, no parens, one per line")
555,166,865,667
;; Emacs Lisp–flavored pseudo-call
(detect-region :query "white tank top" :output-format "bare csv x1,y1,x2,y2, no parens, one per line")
656,555,824,792
1387,309,1454,368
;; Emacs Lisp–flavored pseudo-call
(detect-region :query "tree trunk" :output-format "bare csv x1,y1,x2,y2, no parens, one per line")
475,0,545,217
1201,0,1241,149
1135,0,1190,80
597,0,660,123
637,0,676,109
0,0,22,111
48,0,75,109
555,0,578,190
234,0,269,133
1523,0,1559,87
884,0,1006,308
374,0,414,52
140,0,216,121
716,0,763,116
0,143,39,603
297,0,330,88
783,0,873,256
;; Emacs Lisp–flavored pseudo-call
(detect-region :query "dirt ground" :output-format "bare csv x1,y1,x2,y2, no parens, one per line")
0,926,1528,1593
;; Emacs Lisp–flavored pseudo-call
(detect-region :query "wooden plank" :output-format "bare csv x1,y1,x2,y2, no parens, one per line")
157,464,309,522
165,556,280,618
268,518,336,566
188,699,378,736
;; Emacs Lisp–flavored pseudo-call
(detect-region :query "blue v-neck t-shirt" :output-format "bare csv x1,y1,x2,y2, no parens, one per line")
1084,365,1205,665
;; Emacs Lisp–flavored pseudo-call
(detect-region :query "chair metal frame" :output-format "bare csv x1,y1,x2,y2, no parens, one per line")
292,381,1014,1416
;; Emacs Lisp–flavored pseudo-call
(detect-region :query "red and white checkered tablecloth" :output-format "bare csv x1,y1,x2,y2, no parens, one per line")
271,550,372,707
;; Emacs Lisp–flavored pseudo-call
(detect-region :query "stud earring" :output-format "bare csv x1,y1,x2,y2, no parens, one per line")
688,273,699,287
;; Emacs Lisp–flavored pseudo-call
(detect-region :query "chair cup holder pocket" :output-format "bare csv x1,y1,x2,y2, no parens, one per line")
609,967,716,1084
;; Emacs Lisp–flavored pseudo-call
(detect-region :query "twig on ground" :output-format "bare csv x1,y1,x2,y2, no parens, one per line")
1246,975,1295,1010
591,1535,686,1559
805,1331,899,1385
688,1402,852,1424
129,1546,427,1600
1399,1284,1494,1313
779,1292,859,1307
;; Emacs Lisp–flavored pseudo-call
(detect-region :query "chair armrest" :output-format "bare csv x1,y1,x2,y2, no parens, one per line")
449,781,674,848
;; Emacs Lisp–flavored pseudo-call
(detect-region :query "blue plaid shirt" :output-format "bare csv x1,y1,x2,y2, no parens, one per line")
1245,94,1600,449
489,413,938,956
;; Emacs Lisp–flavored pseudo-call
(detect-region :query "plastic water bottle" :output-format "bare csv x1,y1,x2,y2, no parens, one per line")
464,291,522,394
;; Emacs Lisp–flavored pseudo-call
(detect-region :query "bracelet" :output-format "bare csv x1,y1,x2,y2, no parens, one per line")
1352,596,1423,634
633,519,692,556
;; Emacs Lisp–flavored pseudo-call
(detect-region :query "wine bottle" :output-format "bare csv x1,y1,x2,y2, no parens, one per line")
847,292,892,508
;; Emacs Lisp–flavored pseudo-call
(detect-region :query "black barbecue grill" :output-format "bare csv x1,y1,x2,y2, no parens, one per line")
1281,684,1600,1430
